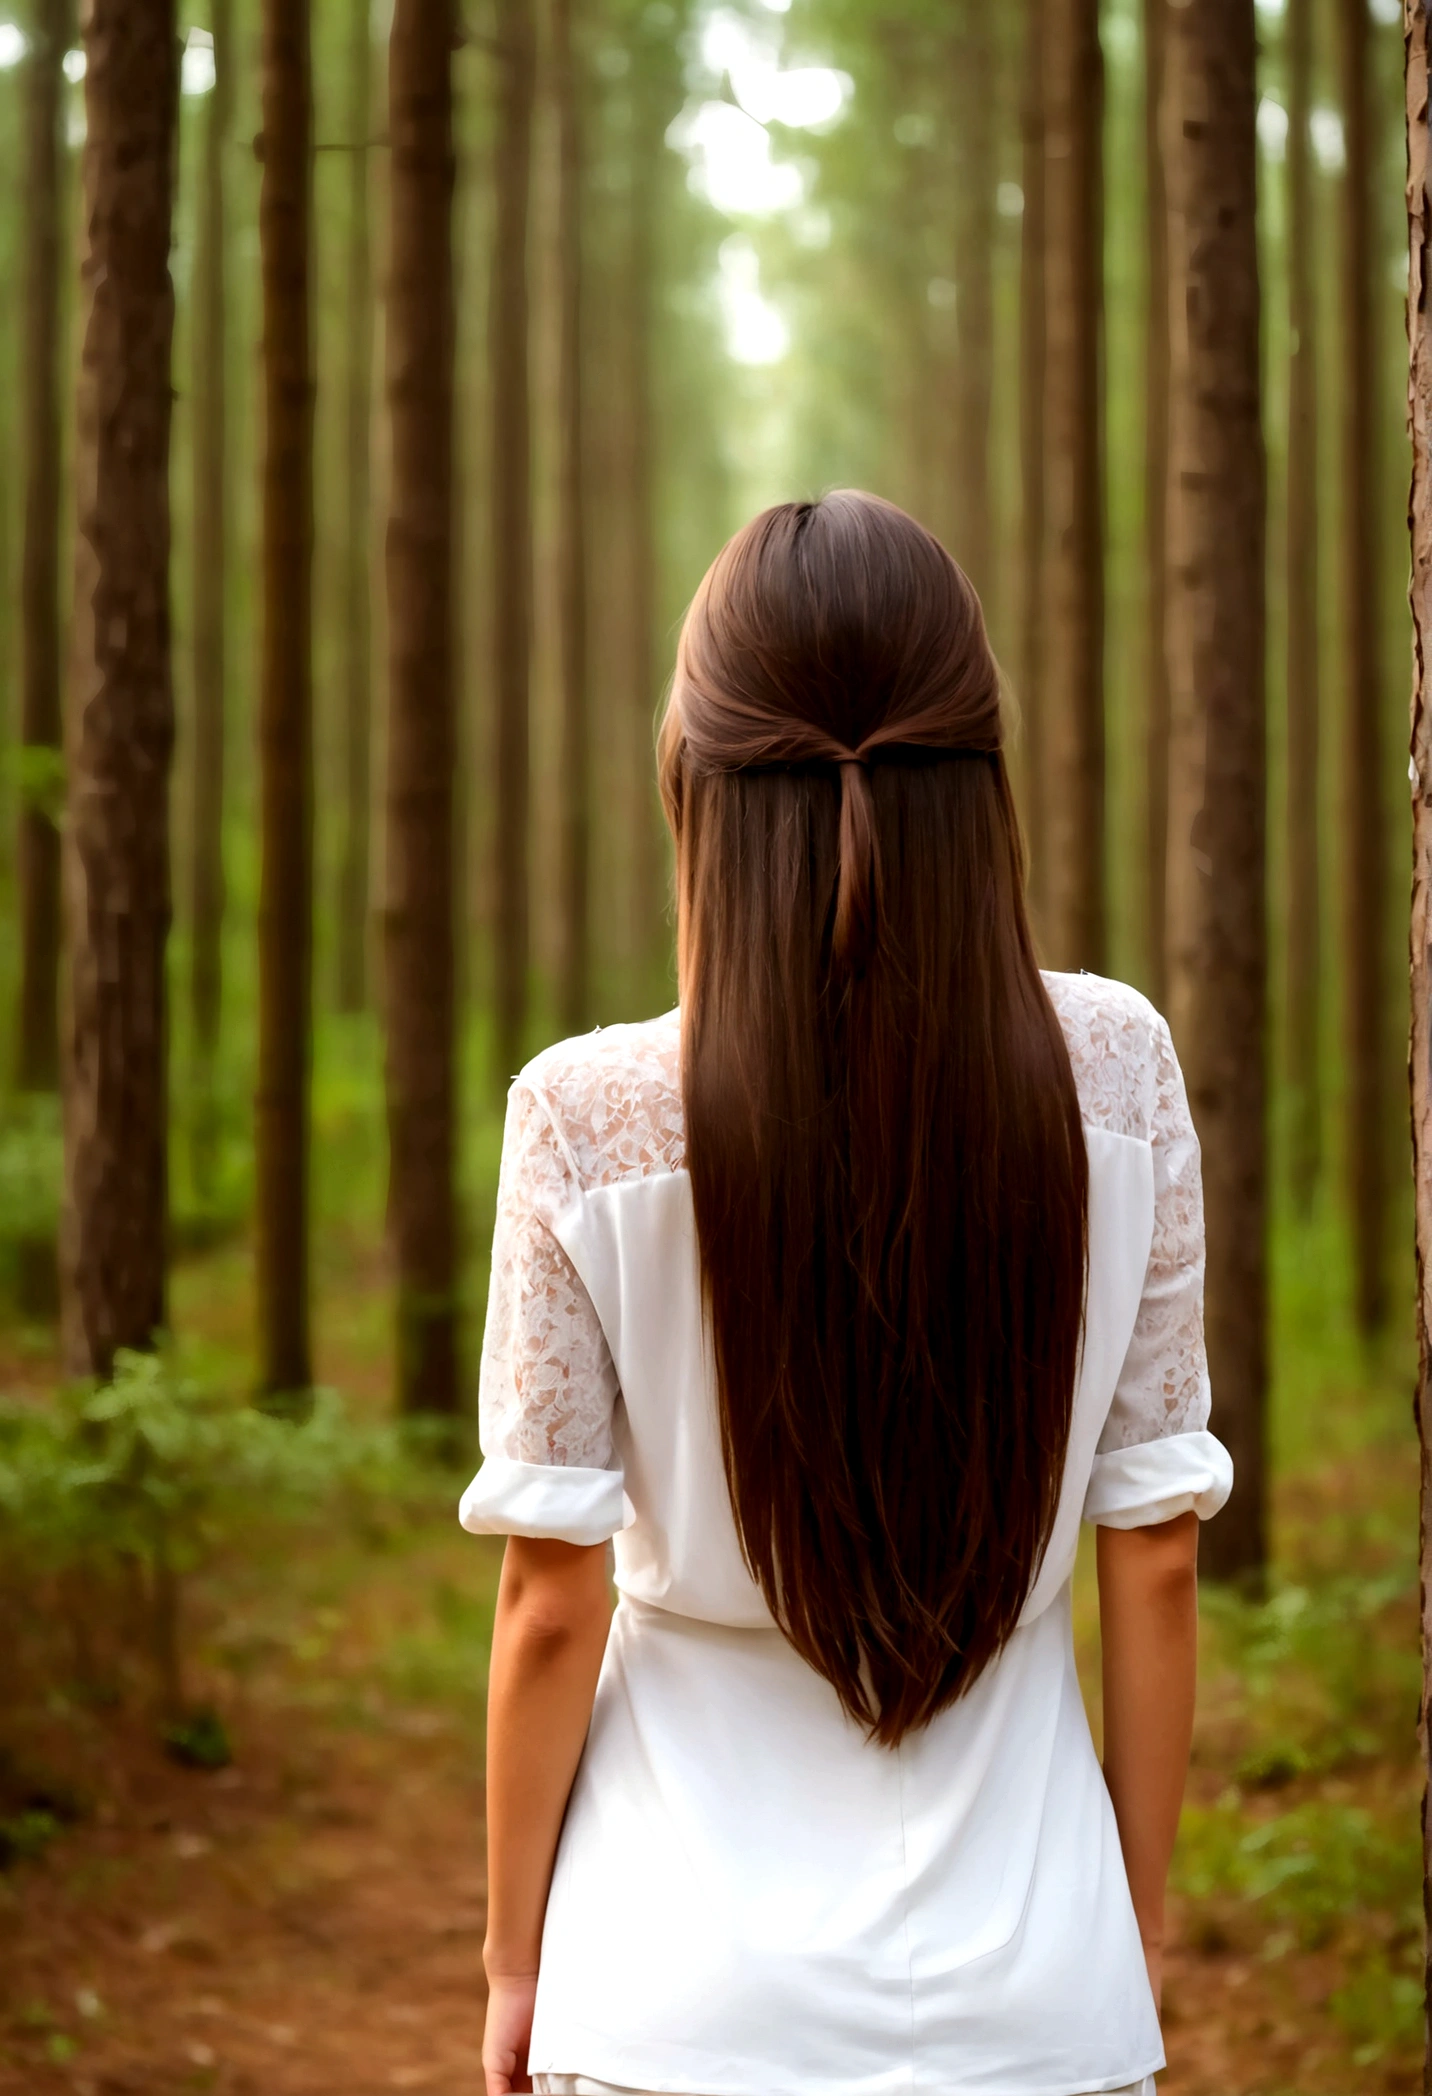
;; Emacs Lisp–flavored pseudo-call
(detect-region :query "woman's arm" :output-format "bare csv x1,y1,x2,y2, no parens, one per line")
1096,1509,1200,2010
483,1536,613,2096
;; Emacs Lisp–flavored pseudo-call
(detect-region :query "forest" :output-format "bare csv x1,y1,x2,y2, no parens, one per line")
0,0,1426,2089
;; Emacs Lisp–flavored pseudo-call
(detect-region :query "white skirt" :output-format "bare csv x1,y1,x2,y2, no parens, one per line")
534,2081,1158,2095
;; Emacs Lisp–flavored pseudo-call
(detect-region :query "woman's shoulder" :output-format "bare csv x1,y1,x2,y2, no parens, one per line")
513,1008,685,1190
1039,969,1176,1142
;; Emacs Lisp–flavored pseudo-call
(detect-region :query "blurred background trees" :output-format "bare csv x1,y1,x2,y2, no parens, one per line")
0,0,1413,1585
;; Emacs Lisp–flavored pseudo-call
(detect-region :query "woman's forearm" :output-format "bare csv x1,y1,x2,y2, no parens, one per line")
484,1538,612,1980
1096,1512,1199,1961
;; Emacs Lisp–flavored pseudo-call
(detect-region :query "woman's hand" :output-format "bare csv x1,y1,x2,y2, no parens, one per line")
483,1971,538,2096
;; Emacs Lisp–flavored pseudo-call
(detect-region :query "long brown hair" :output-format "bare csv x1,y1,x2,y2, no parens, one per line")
659,492,1088,1747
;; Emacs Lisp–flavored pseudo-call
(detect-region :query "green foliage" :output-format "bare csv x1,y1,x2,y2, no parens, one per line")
1174,1786,1422,2057
0,1349,460,1729
0,1090,62,1247
6,742,65,824
1202,1566,1420,1775
161,1705,233,1769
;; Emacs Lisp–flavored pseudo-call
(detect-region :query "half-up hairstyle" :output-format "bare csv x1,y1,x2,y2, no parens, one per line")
659,491,1088,1748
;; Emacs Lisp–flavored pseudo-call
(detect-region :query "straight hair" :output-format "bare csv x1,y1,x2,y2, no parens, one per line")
659,492,1088,1748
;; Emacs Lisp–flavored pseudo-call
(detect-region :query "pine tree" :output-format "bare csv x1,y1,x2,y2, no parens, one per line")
1141,0,1170,1007
1040,0,1105,972
336,0,374,1015
15,0,68,1316
62,0,179,1379
491,0,536,1086
1338,0,1388,1331
1163,0,1268,1585
189,0,232,1195
256,0,315,1400
1285,0,1322,1212
554,0,590,1036
385,0,459,1415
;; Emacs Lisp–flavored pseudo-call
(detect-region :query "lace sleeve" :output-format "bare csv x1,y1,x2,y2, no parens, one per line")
1098,1015,1211,1448
459,1079,625,1545
1084,1014,1231,1528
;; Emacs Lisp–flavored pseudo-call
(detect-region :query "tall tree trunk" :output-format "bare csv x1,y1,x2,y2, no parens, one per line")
954,0,993,609
337,0,373,1015
16,0,68,1319
18,0,65,1098
554,0,590,1036
385,0,458,1416
1018,0,1046,924
1142,0,1171,1009
1402,0,1432,2051
61,0,178,1381
189,0,231,1197
256,0,314,1400
1040,0,1105,973
492,0,535,1086
1163,0,1267,1586
1340,0,1388,1333
1286,0,1322,1213
626,57,665,994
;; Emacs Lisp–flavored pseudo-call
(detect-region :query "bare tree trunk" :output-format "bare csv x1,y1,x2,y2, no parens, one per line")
61,0,178,1382
1340,0,1389,1334
954,0,993,610
18,0,66,1099
1018,0,1046,924
1040,0,1105,973
1163,0,1267,1586
189,0,231,1198
385,0,458,1416
1142,0,1171,1009
627,53,666,994
492,0,535,1086
554,0,590,1036
1402,2,1432,2060
1286,0,1322,1214
256,0,314,1400
337,0,373,1016
15,0,68,1319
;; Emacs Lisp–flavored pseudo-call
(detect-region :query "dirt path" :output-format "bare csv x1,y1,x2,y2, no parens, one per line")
0,1707,488,2096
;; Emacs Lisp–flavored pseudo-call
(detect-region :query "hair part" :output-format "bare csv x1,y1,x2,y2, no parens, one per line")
660,491,1087,1748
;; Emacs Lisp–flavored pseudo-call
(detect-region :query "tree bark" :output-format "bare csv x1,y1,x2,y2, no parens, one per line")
492,0,535,1086
61,0,178,1381
337,0,373,1015
17,0,67,1105
1142,0,1171,1009
1402,1,1432,2060
189,0,231,1196
626,45,666,994
15,0,69,1319
256,0,314,1400
954,0,993,609
1040,0,1105,973
385,0,458,1416
1018,0,1046,925
1163,0,1267,1586
1286,0,1322,1213
554,0,590,1036
1340,0,1389,1333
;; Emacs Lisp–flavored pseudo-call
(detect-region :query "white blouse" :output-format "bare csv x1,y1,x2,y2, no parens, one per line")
461,971,1233,2096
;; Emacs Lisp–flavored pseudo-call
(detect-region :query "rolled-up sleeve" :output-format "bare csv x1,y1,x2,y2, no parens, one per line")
459,1076,627,1546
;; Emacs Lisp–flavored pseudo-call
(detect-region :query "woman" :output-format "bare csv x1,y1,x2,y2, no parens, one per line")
462,492,1232,2096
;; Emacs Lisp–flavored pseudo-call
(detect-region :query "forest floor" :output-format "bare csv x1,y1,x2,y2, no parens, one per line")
0,1222,1423,2096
